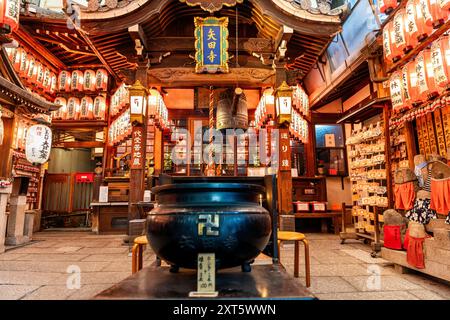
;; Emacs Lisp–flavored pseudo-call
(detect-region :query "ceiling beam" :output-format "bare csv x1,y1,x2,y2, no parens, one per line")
13,27,66,71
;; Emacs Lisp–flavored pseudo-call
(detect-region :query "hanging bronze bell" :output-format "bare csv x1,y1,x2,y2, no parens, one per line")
216,88,248,130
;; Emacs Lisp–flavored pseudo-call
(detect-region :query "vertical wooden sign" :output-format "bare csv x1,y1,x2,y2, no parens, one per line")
131,126,144,169
279,128,291,171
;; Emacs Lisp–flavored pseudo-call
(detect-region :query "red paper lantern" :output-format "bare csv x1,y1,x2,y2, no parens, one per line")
429,0,449,28
26,56,35,80
416,49,439,100
35,63,44,87
83,69,96,92
439,0,450,10
18,50,28,78
71,70,84,92
378,0,399,14
0,0,20,34
390,71,405,113
393,10,408,57
414,0,434,40
5,47,14,60
402,63,417,106
67,97,80,120
404,1,419,51
54,97,67,120
93,96,106,120
80,96,94,120
11,47,22,71
383,22,395,62
43,68,51,92
58,71,71,92
95,69,108,91
431,35,450,89
50,73,57,94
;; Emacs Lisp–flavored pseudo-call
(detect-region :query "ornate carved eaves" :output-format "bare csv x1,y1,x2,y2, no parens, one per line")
251,0,345,37
180,0,243,13
148,67,275,87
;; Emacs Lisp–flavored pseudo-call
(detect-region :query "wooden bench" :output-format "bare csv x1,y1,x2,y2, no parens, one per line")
294,212,341,234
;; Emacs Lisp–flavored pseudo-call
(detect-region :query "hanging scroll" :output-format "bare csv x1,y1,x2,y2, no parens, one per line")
194,17,229,74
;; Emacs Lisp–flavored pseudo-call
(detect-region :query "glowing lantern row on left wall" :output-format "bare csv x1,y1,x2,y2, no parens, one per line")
0,0,20,34
25,125,52,165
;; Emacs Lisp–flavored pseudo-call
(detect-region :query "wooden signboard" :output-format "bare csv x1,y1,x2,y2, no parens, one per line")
279,128,291,172
442,105,450,151
416,116,425,155
433,108,447,156
426,113,438,155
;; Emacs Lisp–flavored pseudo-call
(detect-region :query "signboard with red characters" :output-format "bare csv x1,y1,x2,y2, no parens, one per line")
75,173,94,183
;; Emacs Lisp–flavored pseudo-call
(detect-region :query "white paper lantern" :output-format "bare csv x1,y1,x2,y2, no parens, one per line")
25,124,52,164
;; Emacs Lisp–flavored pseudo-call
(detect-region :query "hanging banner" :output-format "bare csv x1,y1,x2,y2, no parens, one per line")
194,17,229,74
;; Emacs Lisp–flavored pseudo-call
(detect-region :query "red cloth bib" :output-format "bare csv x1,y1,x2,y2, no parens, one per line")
383,225,403,250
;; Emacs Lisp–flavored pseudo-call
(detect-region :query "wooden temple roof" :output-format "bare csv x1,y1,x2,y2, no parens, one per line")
15,0,347,86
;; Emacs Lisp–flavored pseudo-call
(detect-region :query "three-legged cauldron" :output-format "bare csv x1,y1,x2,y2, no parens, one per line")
146,183,272,272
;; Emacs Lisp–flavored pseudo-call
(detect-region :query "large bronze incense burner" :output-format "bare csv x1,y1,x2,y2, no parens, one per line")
146,183,271,272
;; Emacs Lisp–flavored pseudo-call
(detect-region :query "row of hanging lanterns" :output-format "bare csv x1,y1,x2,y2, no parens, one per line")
108,109,131,146
292,85,310,117
254,88,276,127
52,96,107,120
148,89,169,131
110,83,129,117
389,34,450,113
57,69,108,92
290,109,309,143
6,47,57,94
383,0,450,63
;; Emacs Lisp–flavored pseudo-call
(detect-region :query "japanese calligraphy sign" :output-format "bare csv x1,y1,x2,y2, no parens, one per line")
196,253,216,293
131,126,144,169
25,125,52,164
279,128,291,172
194,17,229,74
389,71,404,112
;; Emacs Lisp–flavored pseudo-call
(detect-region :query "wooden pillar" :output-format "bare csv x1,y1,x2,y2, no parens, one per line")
404,121,418,170
128,60,148,226
0,113,14,178
274,65,294,229
305,118,315,177
154,127,163,175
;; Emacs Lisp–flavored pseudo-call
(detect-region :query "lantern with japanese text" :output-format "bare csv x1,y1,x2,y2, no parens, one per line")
11,47,22,71
25,55,35,80
93,96,106,120
440,0,450,10
19,50,28,77
80,96,94,120
83,69,96,92
54,97,67,120
431,35,450,89
58,71,71,92
383,22,395,62
393,10,408,57
263,88,275,120
414,0,434,41
43,68,51,92
378,0,399,14
95,69,108,91
50,73,57,94
129,80,148,124
405,0,420,49
25,125,52,165
402,63,416,106
429,0,449,27
390,71,405,113
275,81,293,126
0,0,20,34
416,49,439,100
5,46,14,60
71,70,84,92
148,89,160,119
35,63,45,87
67,97,80,120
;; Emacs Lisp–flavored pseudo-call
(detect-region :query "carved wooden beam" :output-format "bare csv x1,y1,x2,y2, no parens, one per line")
274,25,294,62
128,24,150,56
33,35,97,57
13,27,66,72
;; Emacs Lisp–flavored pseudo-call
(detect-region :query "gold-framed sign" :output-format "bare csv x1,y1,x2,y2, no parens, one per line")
194,17,229,74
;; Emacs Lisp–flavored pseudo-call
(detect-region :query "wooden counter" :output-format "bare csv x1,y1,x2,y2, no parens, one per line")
91,202,128,234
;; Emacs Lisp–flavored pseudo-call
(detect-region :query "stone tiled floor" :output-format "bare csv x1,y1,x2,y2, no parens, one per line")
0,232,449,300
